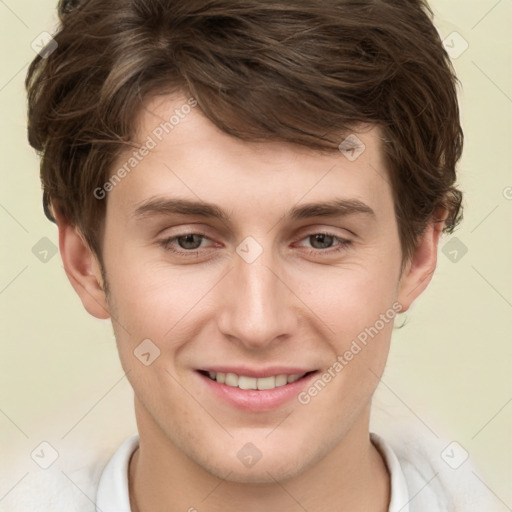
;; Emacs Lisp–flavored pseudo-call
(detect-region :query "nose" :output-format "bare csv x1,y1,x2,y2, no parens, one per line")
216,245,299,350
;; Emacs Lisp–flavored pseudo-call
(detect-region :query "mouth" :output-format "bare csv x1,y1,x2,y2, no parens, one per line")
198,370,317,390
196,369,319,412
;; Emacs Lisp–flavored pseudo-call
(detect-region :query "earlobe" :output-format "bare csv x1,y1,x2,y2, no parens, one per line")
55,211,110,320
397,210,447,313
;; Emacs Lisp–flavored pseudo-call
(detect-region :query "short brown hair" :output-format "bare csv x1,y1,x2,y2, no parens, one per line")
26,0,463,268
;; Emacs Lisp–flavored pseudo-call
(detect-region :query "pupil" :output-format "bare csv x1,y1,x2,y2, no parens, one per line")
312,234,333,249
179,234,201,249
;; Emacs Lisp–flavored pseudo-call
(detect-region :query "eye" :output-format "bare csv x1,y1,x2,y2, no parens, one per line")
298,232,353,255
159,233,211,255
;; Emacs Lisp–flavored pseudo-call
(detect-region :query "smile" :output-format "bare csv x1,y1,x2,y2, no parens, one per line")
196,369,319,412
201,370,312,390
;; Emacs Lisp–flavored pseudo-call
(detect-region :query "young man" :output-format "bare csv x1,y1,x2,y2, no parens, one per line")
24,0,499,510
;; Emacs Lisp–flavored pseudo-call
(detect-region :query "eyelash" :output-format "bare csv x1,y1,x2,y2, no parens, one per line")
158,231,353,258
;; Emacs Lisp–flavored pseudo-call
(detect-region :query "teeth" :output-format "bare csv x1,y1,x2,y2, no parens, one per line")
238,376,257,390
257,376,276,390
206,371,307,390
275,374,288,386
225,373,238,386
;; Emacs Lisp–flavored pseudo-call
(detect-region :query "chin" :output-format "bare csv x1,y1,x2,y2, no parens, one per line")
209,458,306,485
190,440,318,485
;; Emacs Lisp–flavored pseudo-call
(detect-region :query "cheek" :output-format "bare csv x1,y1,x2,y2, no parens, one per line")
303,248,401,377
311,258,401,335
106,255,222,354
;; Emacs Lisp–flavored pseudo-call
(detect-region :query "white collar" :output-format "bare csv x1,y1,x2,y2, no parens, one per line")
96,434,138,512
371,432,410,512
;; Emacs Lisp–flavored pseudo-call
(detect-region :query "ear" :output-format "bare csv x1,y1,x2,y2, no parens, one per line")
397,208,447,313
54,209,110,320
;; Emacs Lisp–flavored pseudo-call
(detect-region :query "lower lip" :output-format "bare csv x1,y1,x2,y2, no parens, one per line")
197,371,318,412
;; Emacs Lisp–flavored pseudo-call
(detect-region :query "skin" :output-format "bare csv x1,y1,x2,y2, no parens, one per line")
57,93,445,512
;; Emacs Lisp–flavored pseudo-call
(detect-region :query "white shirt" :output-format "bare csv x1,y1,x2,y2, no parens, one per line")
1,426,501,511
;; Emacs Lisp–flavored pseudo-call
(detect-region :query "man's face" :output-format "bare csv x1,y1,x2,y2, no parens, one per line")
97,93,409,482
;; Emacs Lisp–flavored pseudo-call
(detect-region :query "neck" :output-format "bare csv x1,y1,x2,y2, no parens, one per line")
128,404,390,512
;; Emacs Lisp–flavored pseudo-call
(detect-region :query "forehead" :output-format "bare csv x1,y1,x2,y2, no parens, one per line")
107,93,395,225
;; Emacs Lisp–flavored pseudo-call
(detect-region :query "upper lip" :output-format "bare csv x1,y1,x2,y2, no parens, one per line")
198,366,317,378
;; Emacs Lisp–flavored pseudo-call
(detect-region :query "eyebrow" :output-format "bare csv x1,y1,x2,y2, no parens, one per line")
132,197,375,222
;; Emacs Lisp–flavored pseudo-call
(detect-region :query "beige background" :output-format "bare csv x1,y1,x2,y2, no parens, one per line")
1,0,511,508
